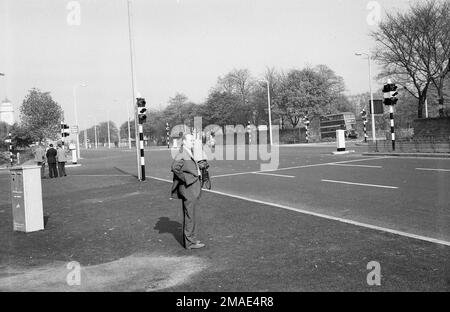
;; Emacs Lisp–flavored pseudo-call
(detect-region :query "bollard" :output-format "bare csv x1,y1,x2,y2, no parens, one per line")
336,129,346,152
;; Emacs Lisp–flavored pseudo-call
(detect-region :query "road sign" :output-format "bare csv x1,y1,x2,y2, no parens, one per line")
369,100,384,115
71,126,78,134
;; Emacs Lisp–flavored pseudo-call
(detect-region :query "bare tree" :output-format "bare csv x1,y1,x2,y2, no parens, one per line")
215,69,254,106
371,0,450,118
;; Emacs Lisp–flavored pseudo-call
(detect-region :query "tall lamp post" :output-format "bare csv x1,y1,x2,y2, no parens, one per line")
355,53,376,143
73,83,87,159
87,115,98,149
260,79,273,146
126,100,132,149
107,109,111,148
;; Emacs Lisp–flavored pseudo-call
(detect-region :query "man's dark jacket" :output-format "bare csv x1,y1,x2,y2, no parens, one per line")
46,147,57,164
171,147,201,201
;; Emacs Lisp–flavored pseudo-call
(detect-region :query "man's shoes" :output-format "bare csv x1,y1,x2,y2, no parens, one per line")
187,243,205,249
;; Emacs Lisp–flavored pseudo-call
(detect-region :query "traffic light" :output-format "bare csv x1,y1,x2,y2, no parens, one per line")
304,116,310,126
390,84,398,105
4,133,12,147
383,82,398,106
361,110,367,120
61,123,70,137
165,122,170,132
137,97,147,123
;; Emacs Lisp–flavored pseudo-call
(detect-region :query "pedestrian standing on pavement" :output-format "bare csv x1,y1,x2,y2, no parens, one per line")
46,143,58,178
56,143,67,177
171,133,205,250
34,143,46,178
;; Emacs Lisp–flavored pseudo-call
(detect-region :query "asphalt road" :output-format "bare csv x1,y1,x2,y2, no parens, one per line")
0,144,449,291
84,144,450,245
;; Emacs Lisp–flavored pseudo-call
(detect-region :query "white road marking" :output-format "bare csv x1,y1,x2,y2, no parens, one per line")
66,164,81,168
321,179,398,189
252,172,295,178
328,164,382,168
146,175,450,247
211,156,389,178
70,174,131,177
416,168,450,172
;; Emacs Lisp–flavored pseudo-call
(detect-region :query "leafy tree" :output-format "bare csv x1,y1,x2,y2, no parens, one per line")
20,88,63,143
202,91,243,126
273,67,345,128
9,123,34,148
0,121,10,149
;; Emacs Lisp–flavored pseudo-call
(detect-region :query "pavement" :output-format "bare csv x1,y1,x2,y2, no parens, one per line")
363,152,450,158
0,146,449,291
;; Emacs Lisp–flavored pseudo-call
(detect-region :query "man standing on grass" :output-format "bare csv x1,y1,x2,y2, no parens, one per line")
34,143,46,178
56,143,67,177
46,143,58,178
171,134,205,250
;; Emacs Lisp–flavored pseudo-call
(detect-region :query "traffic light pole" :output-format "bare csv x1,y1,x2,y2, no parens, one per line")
166,123,170,149
389,105,395,151
61,122,65,146
363,118,367,143
138,118,145,181
6,133,13,167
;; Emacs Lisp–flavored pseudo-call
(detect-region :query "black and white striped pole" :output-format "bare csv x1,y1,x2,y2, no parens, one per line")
166,122,170,149
361,110,368,143
136,97,147,181
5,133,13,166
383,80,398,151
304,116,310,143
389,106,395,151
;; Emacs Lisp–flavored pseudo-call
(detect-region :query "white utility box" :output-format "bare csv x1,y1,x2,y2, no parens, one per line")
10,166,44,232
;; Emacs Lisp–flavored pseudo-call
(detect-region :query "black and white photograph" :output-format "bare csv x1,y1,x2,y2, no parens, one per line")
0,0,449,300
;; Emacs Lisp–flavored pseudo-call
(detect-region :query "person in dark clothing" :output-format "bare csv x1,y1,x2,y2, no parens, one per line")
46,144,58,178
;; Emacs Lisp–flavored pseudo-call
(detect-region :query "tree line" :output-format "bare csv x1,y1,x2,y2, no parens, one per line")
119,65,355,144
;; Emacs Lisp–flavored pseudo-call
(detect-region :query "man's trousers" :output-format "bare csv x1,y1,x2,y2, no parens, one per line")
58,162,66,177
48,163,58,178
182,197,199,248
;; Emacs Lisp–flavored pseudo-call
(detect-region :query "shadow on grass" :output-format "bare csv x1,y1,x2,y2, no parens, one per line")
154,217,183,247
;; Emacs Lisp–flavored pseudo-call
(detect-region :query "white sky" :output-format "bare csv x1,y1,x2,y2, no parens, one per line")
0,0,412,128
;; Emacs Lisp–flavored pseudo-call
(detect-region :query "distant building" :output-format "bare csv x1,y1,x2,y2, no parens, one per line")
0,98,14,125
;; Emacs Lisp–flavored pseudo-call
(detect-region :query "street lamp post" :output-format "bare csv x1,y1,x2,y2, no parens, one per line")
355,53,376,143
126,101,132,149
84,124,88,149
87,115,98,149
260,79,273,146
94,116,98,149
73,83,87,159
107,109,111,148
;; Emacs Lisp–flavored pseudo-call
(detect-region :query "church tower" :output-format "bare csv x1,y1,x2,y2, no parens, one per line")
0,98,14,125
